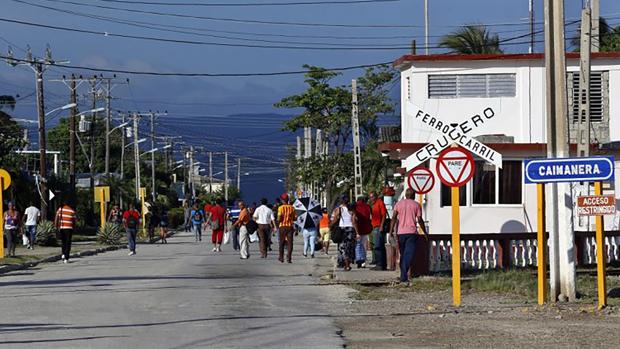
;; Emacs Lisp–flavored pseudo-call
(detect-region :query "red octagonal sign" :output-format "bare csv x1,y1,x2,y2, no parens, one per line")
436,146,475,187
407,167,435,195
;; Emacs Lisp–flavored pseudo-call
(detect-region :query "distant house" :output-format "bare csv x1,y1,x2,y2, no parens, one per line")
380,52,620,236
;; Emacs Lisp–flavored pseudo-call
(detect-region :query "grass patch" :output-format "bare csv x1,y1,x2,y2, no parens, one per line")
0,255,43,266
465,269,537,299
576,274,620,306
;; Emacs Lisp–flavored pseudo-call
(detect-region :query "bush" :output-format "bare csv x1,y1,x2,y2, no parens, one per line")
97,223,125,245
168,207,185,228
35,221,58,246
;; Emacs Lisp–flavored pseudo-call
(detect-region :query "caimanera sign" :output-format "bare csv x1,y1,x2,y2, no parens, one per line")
523,156,615,184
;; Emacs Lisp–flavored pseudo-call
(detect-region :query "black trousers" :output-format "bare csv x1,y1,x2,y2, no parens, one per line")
60,229,73,259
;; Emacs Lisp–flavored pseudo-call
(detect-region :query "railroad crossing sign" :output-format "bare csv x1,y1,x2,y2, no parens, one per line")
406,102,502,169
435,147,475,188
0,169,11,190
407,167,435,194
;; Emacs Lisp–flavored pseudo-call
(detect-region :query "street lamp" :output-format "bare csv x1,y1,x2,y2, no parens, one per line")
45,102,77,117
140,144,171,157
107,121,129,135
125,138,146,148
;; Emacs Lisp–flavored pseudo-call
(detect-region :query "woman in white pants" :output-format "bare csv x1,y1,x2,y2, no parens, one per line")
302,227,318,258
233,201,251,259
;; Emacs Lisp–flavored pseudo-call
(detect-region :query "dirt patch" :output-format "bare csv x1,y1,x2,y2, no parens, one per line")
336,273,620,348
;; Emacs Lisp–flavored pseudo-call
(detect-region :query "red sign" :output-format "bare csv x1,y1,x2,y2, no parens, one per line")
436,147,475,187
407,167,435,194
577,195,617,216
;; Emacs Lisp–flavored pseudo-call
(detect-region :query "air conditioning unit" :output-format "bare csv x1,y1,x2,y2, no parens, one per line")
78,115,91,132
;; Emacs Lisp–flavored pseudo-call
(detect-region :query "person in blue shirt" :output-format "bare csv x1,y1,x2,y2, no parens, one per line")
190,203,205,242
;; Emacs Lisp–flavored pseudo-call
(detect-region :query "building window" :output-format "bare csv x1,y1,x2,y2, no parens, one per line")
428,74,516,99
440,184,466,207
471,160,522,205
570,71,604,122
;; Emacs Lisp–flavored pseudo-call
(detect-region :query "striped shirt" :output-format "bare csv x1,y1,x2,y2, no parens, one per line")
56,205,76,230
277,204,295,228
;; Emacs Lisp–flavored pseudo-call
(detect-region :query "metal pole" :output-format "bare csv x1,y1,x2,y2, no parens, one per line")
105,79,111,176
35,63,48,219
150,113,156,202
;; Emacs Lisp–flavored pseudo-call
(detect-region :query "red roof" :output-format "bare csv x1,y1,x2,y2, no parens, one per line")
394,52,620,70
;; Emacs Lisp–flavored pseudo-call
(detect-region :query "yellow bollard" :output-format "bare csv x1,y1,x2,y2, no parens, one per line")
0,177,4,258
536,183,547,305
594,181,607,309
451,186,461,307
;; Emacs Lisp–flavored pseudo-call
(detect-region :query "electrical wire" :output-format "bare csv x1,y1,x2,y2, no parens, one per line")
94,0,399,6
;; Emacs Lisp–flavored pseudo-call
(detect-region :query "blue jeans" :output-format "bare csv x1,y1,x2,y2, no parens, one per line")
398,234,420,282
302,228,317,256
373,227,387,270
126,228,137,252
355,234,368,264
25,225,37,246
193,223,202,241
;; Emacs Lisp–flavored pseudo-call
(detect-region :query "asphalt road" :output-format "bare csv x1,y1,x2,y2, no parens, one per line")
0,231,347,349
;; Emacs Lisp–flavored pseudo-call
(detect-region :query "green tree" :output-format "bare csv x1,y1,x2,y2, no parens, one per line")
276,65,396,206
439,25,503,54
571,18,620,52
0,95,25,171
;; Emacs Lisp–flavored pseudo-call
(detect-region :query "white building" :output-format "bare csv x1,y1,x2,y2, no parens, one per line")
381,52,620,239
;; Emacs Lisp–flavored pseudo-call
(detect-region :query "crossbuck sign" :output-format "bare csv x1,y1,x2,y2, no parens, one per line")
406,102,503,169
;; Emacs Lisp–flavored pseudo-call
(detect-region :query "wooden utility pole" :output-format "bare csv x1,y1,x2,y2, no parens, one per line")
577,6,592,157
351,79,363,200
35,62,48,218
544,0,576,302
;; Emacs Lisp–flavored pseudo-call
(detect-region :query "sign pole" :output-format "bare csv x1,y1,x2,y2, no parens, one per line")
594,181,607,309
451,186,461,306
537,183,547,305
0,177,4,258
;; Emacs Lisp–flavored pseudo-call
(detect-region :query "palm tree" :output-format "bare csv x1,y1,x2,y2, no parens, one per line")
439,25,503,54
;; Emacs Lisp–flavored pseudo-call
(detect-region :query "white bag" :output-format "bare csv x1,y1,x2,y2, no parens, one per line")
249,232,259,243
223,231,231,245
22,234,29,246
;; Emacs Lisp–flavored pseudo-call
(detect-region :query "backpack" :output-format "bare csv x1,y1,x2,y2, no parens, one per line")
127,212,138,229
193,210,203,221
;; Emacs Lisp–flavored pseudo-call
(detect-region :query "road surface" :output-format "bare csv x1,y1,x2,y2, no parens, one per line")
0,232,346,349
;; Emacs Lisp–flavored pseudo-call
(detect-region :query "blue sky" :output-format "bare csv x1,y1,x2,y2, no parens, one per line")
2,0,620,202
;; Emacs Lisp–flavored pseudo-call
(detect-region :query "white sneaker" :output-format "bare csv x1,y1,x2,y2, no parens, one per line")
217,247,222,252
63,259,68,264
212,247,217,252
61,254,66,260
128,251,135,256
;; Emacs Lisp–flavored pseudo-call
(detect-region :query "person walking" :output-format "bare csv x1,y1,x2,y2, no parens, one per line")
233,201,251,259
301,215,319,258
147,207,159,244
190,203,205,242
159,208,169,244
183,201,191,232
277,193,296,263
54,199,76,263
3,202,21,257
369,191,388,270
123,202,141,256
210,198,226,252
354,196,372,268
108,204,123,226
319,208,331,255
228,202,241,251
23,202,40,249
389,188,428,284
332,196,356,272
253,198,275,258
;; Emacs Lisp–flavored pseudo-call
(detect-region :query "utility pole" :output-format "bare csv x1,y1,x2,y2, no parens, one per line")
69,77,77,201
133,113,140,201
591,0,600,53
35,62,48,218
351,79,363,200
89,77,99,196
424,0,429,55
529,0,535,53
237,157,241,191
150,112,156,202
544,0,576,302
209,151,213,194
105,79,111,176
224,152,229,203
120,112,126,208
577,6,592,158
189,146,195,200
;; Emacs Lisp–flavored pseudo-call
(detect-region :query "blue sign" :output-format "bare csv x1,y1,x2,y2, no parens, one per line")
524,156,615,184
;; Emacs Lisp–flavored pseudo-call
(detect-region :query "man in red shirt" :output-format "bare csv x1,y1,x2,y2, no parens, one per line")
209,198,227,252
123,202,141,256
369,191,388,270
354,196,372,268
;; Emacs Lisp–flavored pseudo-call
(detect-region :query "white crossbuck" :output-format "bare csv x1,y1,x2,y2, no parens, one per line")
406,101,503,169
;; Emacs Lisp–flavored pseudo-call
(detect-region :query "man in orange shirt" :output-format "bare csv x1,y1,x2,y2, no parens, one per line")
233,201,251,259
54,198,77,263
277,193,296,263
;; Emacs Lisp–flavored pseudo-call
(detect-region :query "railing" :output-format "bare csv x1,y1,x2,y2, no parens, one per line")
413,231,620,274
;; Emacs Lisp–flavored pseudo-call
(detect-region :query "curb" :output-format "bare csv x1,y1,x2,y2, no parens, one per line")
0,230,178,276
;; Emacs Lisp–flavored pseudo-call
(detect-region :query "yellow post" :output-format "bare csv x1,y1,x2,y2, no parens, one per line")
537,183,547,305
100,201,106,230
451,186,461,306
0,177,4,258
594,181,607,309
418,193,423,206
140,187,146,233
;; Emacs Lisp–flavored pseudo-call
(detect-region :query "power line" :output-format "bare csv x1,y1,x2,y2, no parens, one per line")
94,0,400,6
